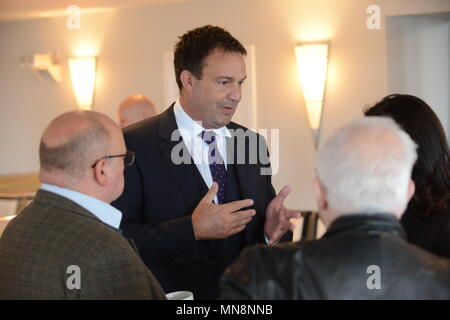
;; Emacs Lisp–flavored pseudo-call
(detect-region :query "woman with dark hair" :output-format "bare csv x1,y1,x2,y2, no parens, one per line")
365,94,450,258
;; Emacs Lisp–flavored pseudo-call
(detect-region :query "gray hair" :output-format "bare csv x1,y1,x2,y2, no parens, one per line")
39,119,110,179
316,117,417,214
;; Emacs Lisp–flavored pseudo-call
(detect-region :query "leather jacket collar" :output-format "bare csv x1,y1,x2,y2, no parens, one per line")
323,213,406,240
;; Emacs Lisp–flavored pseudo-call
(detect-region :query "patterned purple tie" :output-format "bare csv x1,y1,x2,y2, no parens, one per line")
201,131,227,204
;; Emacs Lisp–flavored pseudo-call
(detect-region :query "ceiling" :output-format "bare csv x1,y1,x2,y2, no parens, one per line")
0,0,199,21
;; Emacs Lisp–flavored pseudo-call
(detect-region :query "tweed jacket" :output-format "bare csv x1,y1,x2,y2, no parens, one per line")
0,189,166,300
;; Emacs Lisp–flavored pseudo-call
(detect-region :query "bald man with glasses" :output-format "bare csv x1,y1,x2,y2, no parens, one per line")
0,110,165,300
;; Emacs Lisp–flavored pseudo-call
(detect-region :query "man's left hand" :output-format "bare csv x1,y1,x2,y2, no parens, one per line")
264,185,301,244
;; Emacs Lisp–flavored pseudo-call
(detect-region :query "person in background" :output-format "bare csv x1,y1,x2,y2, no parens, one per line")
0,110,165,300
220,117,450,299
117,94,158,128
365,94,450,258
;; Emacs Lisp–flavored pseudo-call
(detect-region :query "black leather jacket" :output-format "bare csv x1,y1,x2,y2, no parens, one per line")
220,213,450,299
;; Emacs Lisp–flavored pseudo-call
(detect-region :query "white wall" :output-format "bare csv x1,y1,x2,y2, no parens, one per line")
387,13,450,140
1,0,449,211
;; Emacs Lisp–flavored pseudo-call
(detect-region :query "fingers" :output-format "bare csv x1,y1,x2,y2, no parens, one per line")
276,185,291,202
228,224,247,237
222,198,254,213
268,214,299,243
268,228,286,245
267,185,292,213
230,209,255,225
202,182,218,203
284,209,301,220
274,209,300,234
289,221,297,232
226,209,255,235
267,235,278,245
232,208,256,217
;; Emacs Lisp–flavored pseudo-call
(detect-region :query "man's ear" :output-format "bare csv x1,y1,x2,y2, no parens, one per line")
180,70,195,93
93,159,108,187
313,177,328,212
407,179,415,202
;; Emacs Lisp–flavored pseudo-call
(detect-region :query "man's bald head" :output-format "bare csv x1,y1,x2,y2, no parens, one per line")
117,94,157,128
40,110,119,182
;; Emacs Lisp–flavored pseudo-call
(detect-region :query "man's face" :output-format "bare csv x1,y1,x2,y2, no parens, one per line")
107,129,126,202
189,49,247,129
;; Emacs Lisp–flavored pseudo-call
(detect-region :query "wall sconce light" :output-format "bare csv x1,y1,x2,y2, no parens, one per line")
20,51,61,82
68,57,97,110
295,43,329,149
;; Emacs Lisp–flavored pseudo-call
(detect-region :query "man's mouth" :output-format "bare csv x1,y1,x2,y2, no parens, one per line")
218,105,236,114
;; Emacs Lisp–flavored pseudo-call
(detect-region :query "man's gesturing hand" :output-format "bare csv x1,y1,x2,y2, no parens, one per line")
264,185,301,244
192,183,256,240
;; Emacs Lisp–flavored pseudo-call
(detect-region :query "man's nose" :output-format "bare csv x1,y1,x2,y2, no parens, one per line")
227,83,242,102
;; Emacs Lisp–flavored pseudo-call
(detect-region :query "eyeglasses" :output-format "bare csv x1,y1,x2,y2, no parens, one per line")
91,151,135,168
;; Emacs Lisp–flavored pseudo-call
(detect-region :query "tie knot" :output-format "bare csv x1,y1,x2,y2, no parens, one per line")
200,131,216,145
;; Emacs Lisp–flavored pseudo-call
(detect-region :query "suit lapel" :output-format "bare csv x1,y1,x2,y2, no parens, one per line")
157,108,260,209
226,125,265,244
226,124,258,203
158,105,208,208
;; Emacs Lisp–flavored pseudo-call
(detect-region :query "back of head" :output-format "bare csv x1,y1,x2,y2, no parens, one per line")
117,94,157,128
365,94,450,216
39,110,115,186
174,25,247,90
317,117,417,215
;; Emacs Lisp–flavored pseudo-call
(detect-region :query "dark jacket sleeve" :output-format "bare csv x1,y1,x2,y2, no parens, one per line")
112,158,201,264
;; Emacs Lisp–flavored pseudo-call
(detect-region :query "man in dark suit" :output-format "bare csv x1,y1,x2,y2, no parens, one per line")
0,111,165,299
112,25,300,299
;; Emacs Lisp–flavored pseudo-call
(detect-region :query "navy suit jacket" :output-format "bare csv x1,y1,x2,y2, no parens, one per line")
112,104,277,299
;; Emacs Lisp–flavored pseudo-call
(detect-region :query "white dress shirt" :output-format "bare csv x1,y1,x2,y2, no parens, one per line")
173,99,231,204
40,183,122,229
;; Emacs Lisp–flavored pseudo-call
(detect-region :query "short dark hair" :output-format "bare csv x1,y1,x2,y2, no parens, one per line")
174,25,247,90
365,94,450,217
39,119,110,179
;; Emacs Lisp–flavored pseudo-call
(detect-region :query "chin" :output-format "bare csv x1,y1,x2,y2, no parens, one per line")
217,115,234,127
213,120,230,128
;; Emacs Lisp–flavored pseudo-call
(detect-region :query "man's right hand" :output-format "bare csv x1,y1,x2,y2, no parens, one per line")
192,182,256,240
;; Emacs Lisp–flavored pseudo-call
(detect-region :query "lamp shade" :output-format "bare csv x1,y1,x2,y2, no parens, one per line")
68,57,96,110
295,43,329,131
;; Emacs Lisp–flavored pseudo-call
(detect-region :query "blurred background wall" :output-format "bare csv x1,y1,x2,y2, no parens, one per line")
0,0,449,214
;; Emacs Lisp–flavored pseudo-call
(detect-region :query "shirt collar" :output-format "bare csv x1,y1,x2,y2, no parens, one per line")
40,183,122,229
174,98,231,139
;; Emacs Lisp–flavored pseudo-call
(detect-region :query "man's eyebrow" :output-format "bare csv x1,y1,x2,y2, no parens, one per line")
215,76,248,81
215,76,234,80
